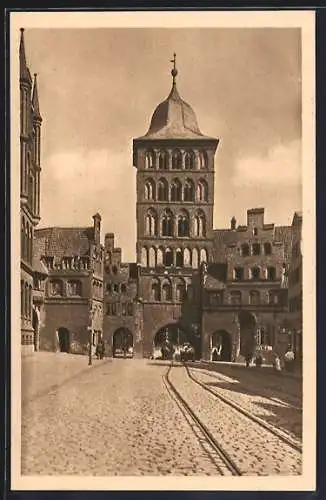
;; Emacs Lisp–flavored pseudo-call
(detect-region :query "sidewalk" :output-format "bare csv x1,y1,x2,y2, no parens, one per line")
198,360,302,380
21,351,108,403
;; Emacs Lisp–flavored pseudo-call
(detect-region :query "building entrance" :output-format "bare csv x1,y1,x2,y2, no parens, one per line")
153,324,195,360
113,328,134,358
57,327,70,353
211,330,232,361
238,311,257,357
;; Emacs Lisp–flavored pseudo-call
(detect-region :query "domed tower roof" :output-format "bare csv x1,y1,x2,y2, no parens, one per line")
138,54,215,141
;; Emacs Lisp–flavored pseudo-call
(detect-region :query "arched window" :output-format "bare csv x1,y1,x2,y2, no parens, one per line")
145,209,157,236
264,242,272,255
197,179,208,202
268,290,279,304
194,211,206,237
184,248,191,267
29,227,33,264
141,247,148,267
21,280,24,317
68,280,82,296
162,209,173,237
157,178,168,201
21,218,25,260
252,243,261,256
28,285,32,318
184,179,195,202
200,248,208,264
158,151,168,170
164,248,173,267
172,149,182,170
184,150,195,170
192,248,199,269
145,150,154,169
25,222,29,262
199,150,208,169
230,291,242,305
51,280,62,296
175,278,186,301
157,247,164,266
148,247,156,267
178,211,190,237
175,248,183,267
241,243,250,257
24,282,28,318
161,280,172,301
250,290,260,305
267,266,276,280
151,279,160,301
144,179,155,200
170,179,182,201
251,267,260,280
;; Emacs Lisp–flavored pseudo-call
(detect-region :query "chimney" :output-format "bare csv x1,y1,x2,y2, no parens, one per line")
92,213,101,245
231,216,236,231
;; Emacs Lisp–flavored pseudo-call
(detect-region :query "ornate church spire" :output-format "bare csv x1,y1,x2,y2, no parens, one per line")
32,73,42,121
19,28,32,85
170,52,178,87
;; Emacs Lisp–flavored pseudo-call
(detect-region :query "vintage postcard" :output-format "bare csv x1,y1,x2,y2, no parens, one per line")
10,10,316,491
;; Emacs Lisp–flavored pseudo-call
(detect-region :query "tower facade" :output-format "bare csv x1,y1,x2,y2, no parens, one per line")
132,56,219,357
20,28,42,352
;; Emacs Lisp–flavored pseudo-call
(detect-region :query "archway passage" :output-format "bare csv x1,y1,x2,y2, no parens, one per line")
211,330,232,361
32,309,39,351
113,328,134,358
57,327,70,353
153,324,195,360
238,311,257,357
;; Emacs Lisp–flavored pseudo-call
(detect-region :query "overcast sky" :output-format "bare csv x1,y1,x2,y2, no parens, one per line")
23,28,301,261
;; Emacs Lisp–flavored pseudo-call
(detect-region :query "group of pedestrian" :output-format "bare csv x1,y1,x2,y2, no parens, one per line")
244,344,295,372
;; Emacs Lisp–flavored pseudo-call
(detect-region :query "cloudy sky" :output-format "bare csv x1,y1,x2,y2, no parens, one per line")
22,27,301,261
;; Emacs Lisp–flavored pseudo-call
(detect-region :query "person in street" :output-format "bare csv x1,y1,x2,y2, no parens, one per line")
284,345,295,372
245,352,252,368
273,353,282,372
95,338,105,360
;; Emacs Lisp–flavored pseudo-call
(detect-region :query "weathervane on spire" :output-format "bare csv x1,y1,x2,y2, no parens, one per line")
170,52,178,85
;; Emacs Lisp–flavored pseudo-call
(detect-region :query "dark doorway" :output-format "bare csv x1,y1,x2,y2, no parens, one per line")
211,330,232,361
238,311,257,357
32,309,38,351
153,324,198,359
113,328,133,358
57,327,70,353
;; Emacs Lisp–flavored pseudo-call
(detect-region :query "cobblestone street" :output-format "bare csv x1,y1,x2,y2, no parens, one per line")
21,353,302,476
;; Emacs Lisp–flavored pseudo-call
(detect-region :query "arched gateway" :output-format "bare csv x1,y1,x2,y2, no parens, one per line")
113,328,134,358
210,330,232,361
153,324,197,359
238,311,257,357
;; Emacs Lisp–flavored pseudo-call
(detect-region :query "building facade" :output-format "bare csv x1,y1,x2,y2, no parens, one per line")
20,28,43,353
34,214,104,354
25,52,302,361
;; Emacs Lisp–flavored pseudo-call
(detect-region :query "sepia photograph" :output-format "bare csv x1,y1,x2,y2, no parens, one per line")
10,10,316,491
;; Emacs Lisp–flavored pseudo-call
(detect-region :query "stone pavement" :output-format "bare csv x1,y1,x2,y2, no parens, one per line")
21,357,220,476
170,365,302,476
21,354,302,476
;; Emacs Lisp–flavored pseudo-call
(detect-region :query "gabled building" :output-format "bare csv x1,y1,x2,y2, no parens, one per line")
34,214,104,353
201,208,292,361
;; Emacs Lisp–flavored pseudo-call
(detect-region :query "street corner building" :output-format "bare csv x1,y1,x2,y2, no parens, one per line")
19,34,303,365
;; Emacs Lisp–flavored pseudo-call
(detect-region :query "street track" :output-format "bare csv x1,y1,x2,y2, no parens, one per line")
163,362,242,476
185,364,302,453
192,366,302,412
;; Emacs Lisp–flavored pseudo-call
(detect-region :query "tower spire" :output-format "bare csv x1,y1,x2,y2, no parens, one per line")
170,52,178,87
19,28,32,85
32,73,42,121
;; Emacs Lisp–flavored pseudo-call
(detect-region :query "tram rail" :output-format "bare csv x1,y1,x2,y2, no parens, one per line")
163,362,242,476
185,364,302,453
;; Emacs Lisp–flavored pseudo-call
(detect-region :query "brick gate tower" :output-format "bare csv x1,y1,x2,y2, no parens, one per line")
132,55,219,358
